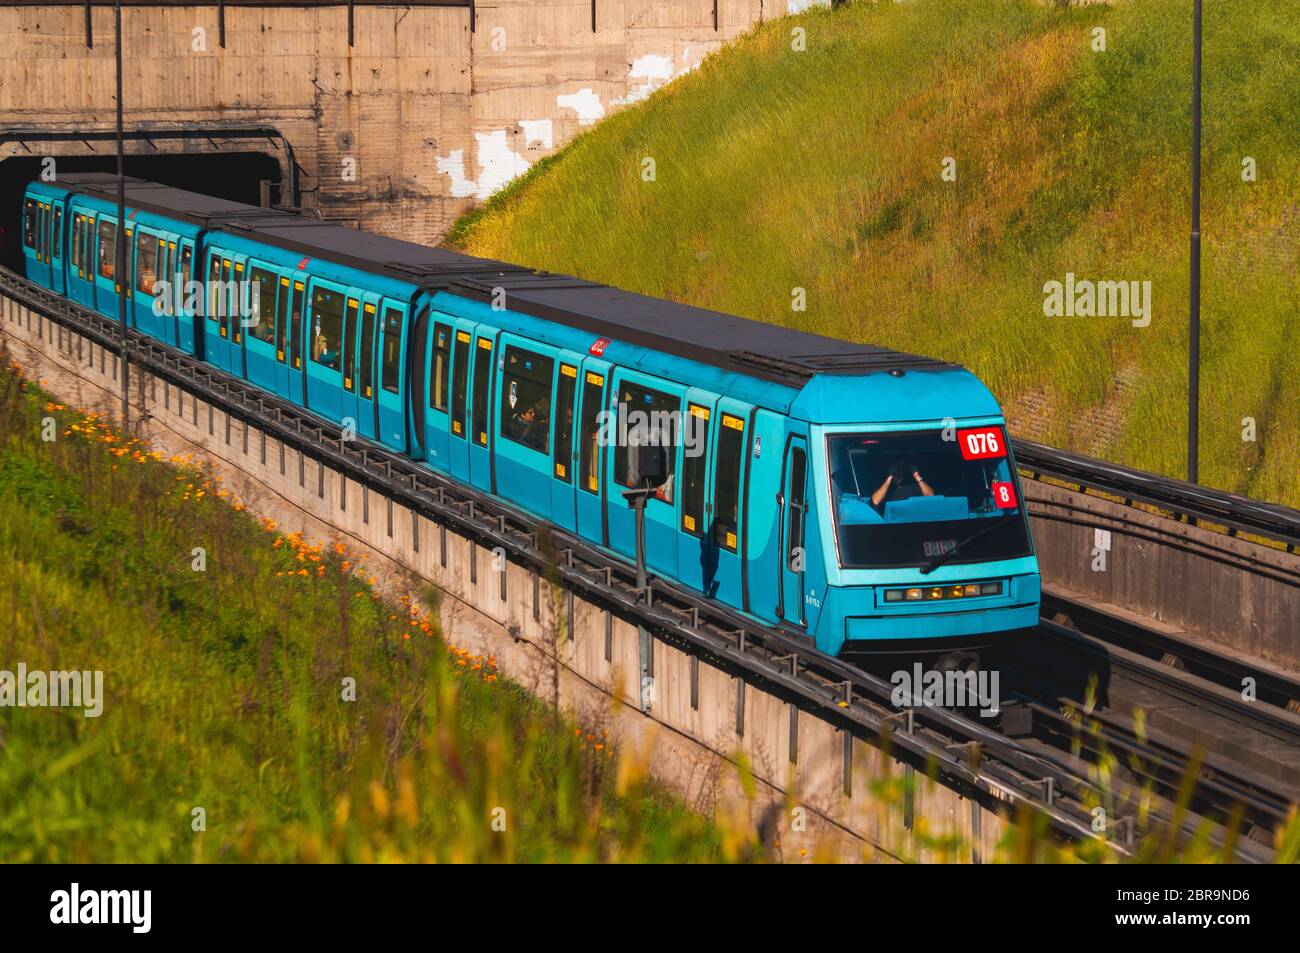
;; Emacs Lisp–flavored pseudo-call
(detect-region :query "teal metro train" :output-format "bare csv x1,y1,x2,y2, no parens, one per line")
20,173,1040,662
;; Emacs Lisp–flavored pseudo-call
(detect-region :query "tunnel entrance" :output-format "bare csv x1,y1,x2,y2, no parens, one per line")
0,150,283,272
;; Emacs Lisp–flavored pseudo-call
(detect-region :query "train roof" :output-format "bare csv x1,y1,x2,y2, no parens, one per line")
46,173,960,389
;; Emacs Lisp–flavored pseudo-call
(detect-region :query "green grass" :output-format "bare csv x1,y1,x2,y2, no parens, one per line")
450,0,1300,507
0,359,738,863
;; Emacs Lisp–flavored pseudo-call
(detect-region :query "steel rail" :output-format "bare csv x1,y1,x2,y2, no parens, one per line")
1042,592,1300,718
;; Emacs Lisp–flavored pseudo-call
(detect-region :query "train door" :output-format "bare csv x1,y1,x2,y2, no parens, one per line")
777,435,810,628
49,203,65,295
304,276,346,422
446,323,473,483
33,201,50,288
676,390,718,595
200,250,225,371
605,369,683,579
354,296,380,442
467,325,498,492
337,292,362,436
422,317,454,472
130,226,159,339
68,211,90,308
157,236,177,345
176,239,195,353
573,358,610,545
702,399,753,607
548,352,583,532
231,257,250,379
285,273,308,406
92,215,122,322
244,260,280,391
375,300,409,452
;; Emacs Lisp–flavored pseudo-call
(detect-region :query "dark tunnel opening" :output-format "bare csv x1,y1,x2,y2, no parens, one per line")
0,150,283,272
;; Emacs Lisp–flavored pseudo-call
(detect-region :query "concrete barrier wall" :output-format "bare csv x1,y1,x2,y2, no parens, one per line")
1025,481,1300,672
1,1,816,244
3,291,1009,863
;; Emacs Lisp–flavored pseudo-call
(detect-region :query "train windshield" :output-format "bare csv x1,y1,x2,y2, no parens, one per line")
827,427,1032,570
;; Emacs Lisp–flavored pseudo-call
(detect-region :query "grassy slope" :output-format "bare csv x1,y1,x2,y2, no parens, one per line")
450,0,1300,507
0,362,736,863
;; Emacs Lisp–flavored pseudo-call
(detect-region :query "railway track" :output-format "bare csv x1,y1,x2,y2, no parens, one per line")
4,264,1297,861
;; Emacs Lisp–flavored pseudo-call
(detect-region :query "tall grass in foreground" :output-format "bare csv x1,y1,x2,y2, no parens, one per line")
0,355,734,862
450,0,1300,507
0,353,1294,862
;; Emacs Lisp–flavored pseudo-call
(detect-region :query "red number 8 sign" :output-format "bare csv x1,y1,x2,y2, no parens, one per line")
991,480,1017,509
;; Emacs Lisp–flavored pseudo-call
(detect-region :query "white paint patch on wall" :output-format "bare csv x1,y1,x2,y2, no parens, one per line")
518,118,554,151
612,53,676,106
436,119,556,201
556,87,606,126
436,148,477,199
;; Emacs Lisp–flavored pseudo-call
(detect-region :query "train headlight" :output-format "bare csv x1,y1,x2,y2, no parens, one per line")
883,581,1004,603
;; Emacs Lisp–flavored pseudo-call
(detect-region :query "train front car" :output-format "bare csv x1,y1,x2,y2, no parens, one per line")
797,366,1040,668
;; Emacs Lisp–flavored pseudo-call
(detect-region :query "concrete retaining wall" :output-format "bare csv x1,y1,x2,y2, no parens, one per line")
2,1,815,244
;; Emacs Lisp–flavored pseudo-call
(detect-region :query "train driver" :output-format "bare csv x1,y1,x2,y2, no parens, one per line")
870,459,935,507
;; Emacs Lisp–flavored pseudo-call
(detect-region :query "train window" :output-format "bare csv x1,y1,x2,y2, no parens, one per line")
180,244,192,290
787,446,807,569
289,282,305,368
381,307,403,394
429,322,451,411
309,284,344,371
360,304,376,397
471,337,493,446
450,331,470,436
22,199,36,249
578,371,605,494
206,255,221,321
713,413,746,552
342,299,359,391
71,216,82,270
553,364,577,482
681,404,710,536
51,207,62,258
249,268,278,344
614,381,678,504
499,345,554,454
135,231,156,295
97,219,116,281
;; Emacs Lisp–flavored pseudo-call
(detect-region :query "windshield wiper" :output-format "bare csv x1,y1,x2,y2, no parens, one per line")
919,515,1012,575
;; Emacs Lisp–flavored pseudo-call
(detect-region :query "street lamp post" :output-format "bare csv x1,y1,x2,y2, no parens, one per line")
1188,0,1202,484
115,0,129,426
